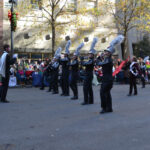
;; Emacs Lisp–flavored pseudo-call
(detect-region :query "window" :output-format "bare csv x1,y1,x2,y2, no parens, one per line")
66,0,77,12
101,38,106,43
65,36,70,41
84,37,89,42
30,0,42,10
18,53,30,59
31,53,42,59
45,35,50,40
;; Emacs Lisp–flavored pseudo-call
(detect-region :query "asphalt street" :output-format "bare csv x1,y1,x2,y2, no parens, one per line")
0,84,150,150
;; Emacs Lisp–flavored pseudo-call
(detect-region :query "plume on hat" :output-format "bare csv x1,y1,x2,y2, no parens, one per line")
74,42,84,56
54,47,62,58
106,35,124,54
65,40,71,54
89,37,98,54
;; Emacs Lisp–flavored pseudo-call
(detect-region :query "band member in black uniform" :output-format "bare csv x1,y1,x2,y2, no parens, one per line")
60,40,71,96
0,44,17,103
128,56,141,96
70,43,84,100
80,38,98,105
97,35,124,113
50,47,62,94
96,50,113,113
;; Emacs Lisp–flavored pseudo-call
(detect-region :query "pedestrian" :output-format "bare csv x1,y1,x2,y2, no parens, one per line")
0,44,17,103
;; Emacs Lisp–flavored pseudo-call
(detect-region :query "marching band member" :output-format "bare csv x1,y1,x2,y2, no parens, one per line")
96,35,124,113
70,43,84,100
50,47,62,94
80,38,98,105
60,40,71,96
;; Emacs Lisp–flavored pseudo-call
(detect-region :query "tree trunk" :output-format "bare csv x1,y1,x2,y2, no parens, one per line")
122,31,128,59
51,23,55,57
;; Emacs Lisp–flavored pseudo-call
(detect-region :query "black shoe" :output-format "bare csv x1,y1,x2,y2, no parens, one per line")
60,93,65,96
81,102,88,105
89,102,94,104
142,86,145,88
127,94,131,96
40,87,44,90
100,109,106,114
52,92,58,94
71,96,78,100
134,93,137,95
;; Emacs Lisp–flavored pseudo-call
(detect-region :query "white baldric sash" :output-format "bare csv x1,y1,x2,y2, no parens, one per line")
0,51,8,78
130,62,138,76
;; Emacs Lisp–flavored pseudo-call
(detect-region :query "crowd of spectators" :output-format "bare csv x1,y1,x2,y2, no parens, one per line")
8,56,150,88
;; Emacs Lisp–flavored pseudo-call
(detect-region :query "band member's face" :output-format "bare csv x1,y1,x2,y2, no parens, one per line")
61,54,64,58
64,54,68,57
73,55,77,60
6,46,10,53
104,51,111,57
88,53,94,58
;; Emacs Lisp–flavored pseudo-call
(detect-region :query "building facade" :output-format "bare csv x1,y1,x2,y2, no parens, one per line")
1,0,149,60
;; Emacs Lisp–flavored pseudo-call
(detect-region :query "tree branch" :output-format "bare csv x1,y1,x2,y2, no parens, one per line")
55,0,67,19
42,6,52,18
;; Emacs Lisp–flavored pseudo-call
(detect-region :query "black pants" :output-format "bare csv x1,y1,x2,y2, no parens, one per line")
0,77,9,101
83,74,93,104
41,72,47,89
61,71,69,95
52,72,59,93
70,72,78,97
100,82,113,111
141,76,145,88
129,76,137,94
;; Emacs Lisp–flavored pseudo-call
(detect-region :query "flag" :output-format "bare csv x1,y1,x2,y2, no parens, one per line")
113,58,129,77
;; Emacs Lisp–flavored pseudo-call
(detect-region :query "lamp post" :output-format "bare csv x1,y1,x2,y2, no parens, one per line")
9,0,16,56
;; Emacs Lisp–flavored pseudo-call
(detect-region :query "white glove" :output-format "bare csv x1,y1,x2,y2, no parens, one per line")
13,54,18,59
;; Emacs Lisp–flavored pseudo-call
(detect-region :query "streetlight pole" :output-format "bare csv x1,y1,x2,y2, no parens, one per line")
11,1,14,56
9,0,15,56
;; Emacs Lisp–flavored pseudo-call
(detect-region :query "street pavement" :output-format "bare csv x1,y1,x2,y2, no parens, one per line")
0,84,150,150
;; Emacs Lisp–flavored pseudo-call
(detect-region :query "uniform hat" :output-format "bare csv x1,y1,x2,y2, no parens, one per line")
89,37,98,54
74,42,84,56
54,47,62,59
64,40,71,55
105,35,124,54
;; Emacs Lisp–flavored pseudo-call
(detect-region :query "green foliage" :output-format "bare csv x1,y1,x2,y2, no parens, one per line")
11,12,17,32
135,35,150,57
